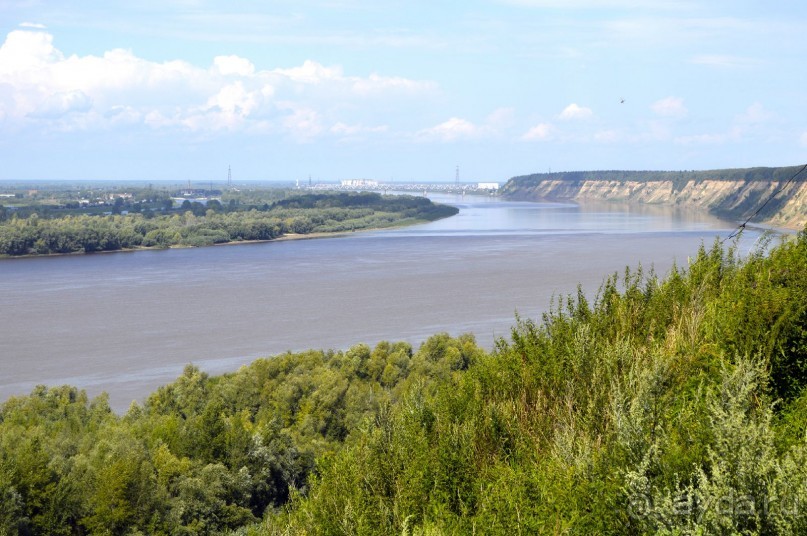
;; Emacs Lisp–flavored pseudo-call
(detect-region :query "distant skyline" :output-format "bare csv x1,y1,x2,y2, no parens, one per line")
1,1,806,182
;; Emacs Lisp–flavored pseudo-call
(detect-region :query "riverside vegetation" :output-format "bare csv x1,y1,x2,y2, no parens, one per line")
0,191,458,257
1,229,807,534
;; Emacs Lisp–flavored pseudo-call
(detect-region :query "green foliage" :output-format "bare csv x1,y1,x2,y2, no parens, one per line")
0,336,470,534
267,230,807,535
0,192,458,257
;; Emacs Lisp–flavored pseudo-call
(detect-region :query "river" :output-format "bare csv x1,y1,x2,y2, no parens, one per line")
0,194,767,411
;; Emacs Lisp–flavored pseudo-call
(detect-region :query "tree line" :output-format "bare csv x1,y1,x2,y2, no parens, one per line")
0,192,458,257
505,164,807,188
2,229,807,534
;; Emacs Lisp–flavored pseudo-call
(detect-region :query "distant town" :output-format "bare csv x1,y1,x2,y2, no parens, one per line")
0,178,500,217
319,179,499,194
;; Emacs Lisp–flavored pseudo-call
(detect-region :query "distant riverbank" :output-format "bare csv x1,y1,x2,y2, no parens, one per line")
0,217,452,259
0,192,459,258
501,165,807,230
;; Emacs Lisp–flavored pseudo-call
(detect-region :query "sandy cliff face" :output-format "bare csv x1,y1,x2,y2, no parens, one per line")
772,182,807,229
506,179,807,230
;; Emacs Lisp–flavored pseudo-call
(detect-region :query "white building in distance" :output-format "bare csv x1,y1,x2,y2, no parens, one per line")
341,179,379,188
477,182,499,190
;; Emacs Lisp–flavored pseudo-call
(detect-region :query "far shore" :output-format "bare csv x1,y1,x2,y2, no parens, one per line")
0,217,438,260
231,230,353,244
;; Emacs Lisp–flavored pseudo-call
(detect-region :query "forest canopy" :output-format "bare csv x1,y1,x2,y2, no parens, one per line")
0,191,458,257
2,228,807,534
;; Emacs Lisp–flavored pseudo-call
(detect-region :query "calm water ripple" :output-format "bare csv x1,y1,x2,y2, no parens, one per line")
0,194,766,411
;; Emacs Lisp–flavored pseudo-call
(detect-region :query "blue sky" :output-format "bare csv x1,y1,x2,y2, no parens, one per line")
1,1,806,182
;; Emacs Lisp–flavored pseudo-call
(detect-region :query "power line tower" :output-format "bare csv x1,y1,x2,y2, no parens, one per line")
227,165,232,188
455,165,460,186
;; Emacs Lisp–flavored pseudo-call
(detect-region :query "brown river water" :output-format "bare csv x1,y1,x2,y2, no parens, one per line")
0,194,768,411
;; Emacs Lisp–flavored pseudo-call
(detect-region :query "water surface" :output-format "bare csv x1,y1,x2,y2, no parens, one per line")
0,195,765,411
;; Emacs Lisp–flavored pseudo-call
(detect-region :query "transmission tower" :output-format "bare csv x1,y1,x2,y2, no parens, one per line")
227,165,232,188
455,165,460,186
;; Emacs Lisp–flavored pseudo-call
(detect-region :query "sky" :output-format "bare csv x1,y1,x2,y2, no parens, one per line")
1,1,806,183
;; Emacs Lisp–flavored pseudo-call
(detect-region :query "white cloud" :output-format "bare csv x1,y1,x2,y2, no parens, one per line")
352,73,435,96
0,28,434,139
521,122,554,141
651,96,687,118
104,105,142,126
559,103,593,120
416,108,516,143
418,117,482,142
330,122,388,136
213,55,255,77
19,22,47,29
206,82,258,116
0,29,62,73
278,103,324,142
274,60,342,84
736,102,773,124
28,90,92,118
